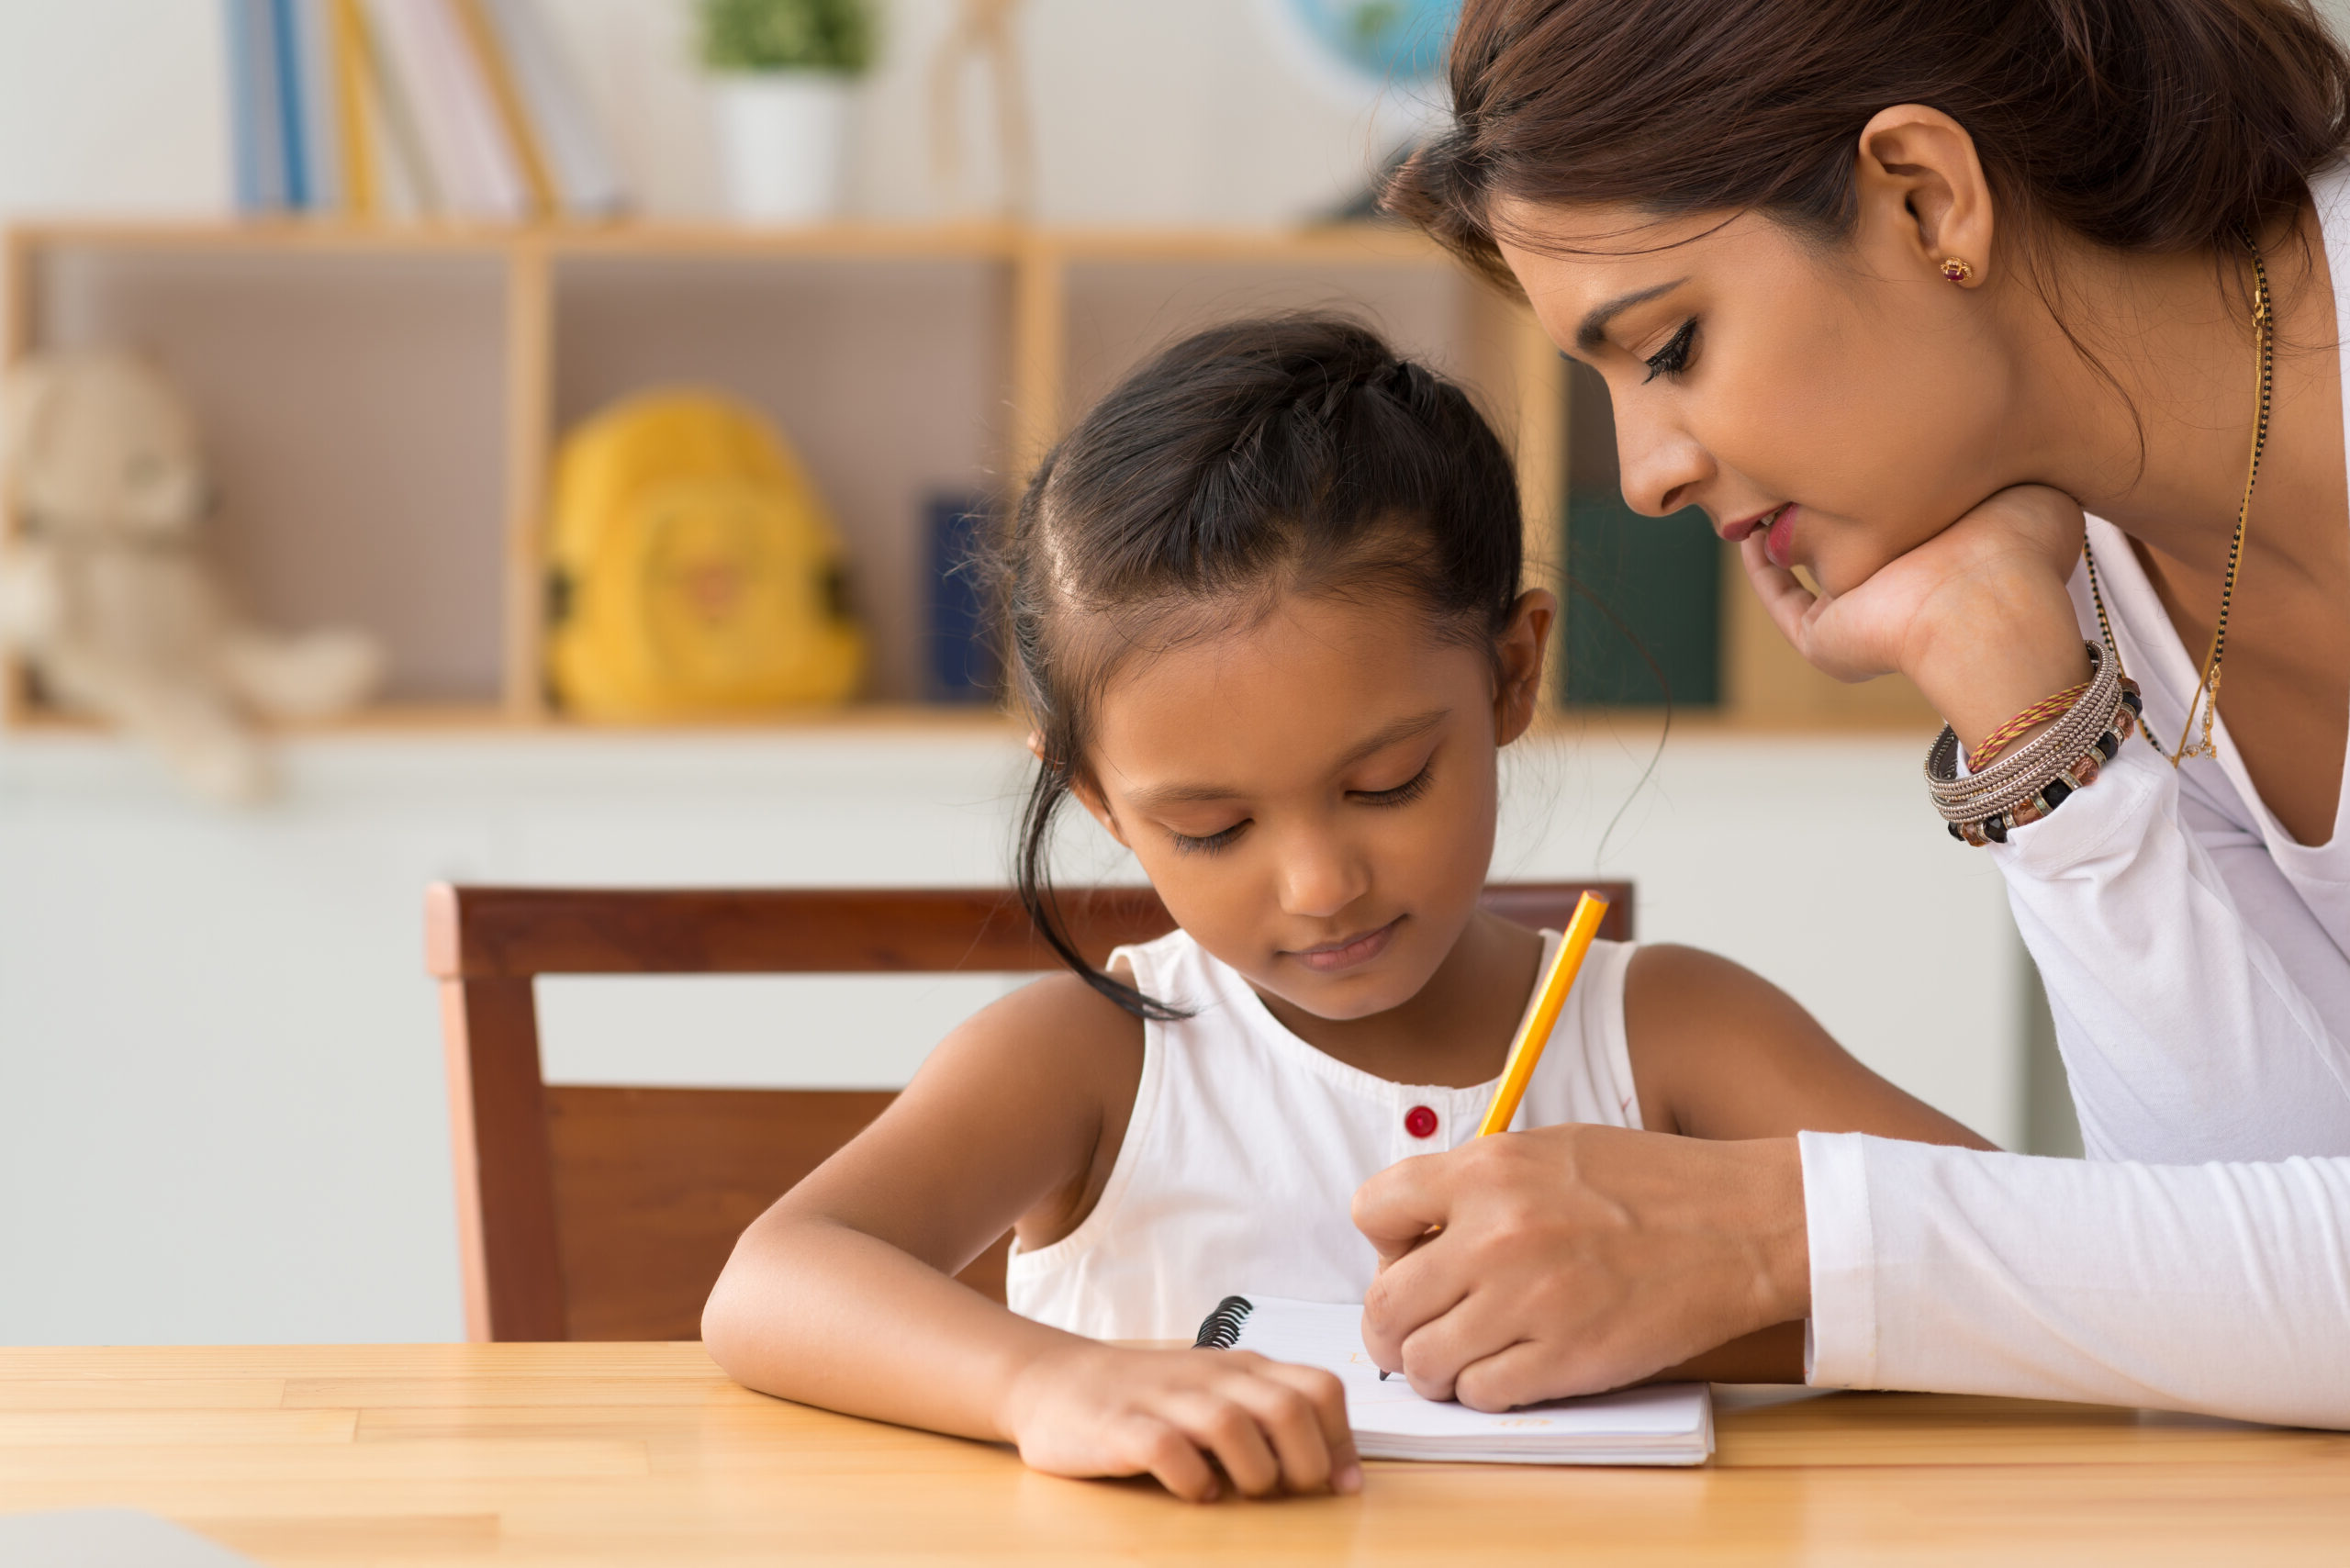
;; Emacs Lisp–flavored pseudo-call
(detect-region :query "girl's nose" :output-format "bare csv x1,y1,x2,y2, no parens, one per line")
1276,834,1370,922
1616,403,1714,519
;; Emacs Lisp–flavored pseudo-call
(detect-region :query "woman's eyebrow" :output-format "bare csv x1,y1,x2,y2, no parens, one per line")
1577,278,1689,352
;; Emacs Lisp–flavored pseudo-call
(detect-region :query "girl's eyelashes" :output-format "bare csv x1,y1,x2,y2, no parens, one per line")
1167,821,1248,856
1161,761,1433,852
1642,318,1698,384
1353,763,1435,807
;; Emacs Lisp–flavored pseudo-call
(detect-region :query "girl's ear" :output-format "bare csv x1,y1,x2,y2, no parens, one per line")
1493,588,1557,745
1066,771,1131,849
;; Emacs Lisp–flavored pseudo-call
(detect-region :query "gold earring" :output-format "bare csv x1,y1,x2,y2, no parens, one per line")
1941,257,1975,284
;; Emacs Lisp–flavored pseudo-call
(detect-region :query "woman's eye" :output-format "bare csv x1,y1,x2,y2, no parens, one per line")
1168,821,1248,856
1642,319,1697,384
1354,765,1434,807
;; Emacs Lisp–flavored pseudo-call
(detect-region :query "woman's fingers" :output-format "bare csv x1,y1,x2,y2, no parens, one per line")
1350,1149,1458,1268
1360,1230,1473,1380
1740,530,1820,650
1451,1338,1574,1415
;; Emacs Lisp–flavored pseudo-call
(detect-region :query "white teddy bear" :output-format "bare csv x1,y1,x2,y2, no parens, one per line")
0,350,384,801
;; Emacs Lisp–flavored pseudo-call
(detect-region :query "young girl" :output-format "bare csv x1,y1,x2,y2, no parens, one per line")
702,316,1989,1502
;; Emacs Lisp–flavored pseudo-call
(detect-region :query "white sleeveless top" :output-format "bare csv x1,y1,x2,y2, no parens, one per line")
1006,926,1642,1341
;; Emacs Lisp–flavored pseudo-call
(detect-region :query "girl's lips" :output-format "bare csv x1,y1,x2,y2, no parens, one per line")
1764,503,1798,569
1287,917,1402,974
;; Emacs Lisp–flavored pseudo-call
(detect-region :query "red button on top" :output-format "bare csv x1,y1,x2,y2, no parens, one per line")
1404,1104,1438,1139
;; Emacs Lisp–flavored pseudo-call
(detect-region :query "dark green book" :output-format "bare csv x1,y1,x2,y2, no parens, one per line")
1561,488,1722,708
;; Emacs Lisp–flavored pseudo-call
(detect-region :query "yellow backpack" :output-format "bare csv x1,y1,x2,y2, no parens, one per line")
545,391,865,719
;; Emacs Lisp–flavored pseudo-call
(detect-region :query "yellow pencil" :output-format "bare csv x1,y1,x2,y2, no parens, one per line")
1476,891,1610,1137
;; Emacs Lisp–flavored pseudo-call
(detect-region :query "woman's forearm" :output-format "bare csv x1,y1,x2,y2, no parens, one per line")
702,1213,1081,1442
1998,740,2350,1159
1805,1134,2350,1428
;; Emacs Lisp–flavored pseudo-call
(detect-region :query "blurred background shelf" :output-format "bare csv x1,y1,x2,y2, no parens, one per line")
3,217,1935,736
2,218,1573,731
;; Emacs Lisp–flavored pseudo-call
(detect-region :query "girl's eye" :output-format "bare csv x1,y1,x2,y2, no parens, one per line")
1353,764,1434,807
1642,319,1697,384
1168,821,1248,856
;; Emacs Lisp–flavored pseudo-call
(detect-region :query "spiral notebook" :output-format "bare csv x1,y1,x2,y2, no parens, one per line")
1194,1295,1714,1466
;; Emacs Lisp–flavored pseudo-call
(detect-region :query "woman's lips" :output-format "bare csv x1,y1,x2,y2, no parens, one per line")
1764,503,1798,569
1722,502,1788,546
1286,917,1402,974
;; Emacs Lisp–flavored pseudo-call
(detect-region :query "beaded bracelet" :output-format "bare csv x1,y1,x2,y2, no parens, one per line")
1934,700,2140,845
1930,642,2120,815
1926,642,2143,845
1968,678,2093,771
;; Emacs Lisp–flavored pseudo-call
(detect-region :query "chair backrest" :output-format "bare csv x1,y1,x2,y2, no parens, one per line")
425,882,1634,1342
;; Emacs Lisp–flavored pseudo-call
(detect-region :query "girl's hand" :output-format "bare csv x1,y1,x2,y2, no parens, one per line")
1742,485,2092,747
998,1342,1362,1502
1352,1126,1807,1409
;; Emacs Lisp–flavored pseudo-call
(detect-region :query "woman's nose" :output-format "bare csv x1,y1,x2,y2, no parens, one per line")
1616,405,1714,519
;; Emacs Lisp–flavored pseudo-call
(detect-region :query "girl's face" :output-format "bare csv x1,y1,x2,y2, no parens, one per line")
1495,201,2023,596
1074,588,1550,1023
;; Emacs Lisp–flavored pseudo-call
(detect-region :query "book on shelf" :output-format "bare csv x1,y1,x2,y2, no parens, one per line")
226,0,288,214
222,0,621,221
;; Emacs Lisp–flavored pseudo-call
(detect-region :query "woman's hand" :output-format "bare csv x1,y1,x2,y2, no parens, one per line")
997,1342,1361,1502
1744,484,2092,747
1351,1126,1807,1410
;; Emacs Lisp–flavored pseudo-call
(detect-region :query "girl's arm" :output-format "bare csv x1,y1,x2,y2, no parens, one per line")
1606,943,1994,1384
1622,943,1997,1148
699,973,1358,1502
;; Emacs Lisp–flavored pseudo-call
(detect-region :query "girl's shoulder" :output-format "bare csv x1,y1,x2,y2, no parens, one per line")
954,965,1147,1067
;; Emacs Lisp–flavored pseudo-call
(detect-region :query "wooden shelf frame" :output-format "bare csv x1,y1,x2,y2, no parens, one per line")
3,218,1572,736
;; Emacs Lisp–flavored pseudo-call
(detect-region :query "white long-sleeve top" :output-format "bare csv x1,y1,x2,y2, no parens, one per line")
1801,167,2350,1428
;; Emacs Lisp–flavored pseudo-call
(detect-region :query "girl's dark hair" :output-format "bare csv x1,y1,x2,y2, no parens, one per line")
1389,0,2350,287
993,315,1524,1018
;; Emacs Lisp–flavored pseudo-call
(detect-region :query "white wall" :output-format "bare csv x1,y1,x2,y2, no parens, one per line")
0,725,2019,1345
0,1,2026,1344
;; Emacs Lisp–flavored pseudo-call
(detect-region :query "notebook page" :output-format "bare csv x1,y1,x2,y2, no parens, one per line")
0,1508,262,1565
1224,1296,1711,1462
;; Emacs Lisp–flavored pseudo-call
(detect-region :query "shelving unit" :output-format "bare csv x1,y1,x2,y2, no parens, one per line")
2,218,1929,736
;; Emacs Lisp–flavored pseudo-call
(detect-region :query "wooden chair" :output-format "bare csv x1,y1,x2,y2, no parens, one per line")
425,882,1634,1342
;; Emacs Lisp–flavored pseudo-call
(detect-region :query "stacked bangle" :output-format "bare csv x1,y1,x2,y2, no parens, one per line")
1926,641,2143,846
1967,678,2092,770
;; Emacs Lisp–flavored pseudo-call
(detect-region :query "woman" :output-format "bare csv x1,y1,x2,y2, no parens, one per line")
1351,0,2350,1426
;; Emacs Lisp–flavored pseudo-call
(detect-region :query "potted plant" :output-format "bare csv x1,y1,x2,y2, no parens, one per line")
700,0,876,223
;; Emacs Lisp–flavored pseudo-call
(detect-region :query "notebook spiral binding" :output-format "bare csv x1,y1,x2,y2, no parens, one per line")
1192,1295,1256,1350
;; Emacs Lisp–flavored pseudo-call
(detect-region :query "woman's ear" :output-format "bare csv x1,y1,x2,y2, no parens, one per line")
1852,104,1997,288
1493,588,1557,745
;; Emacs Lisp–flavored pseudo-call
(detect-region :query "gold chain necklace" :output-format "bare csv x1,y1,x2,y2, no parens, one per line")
2084,226,2273,767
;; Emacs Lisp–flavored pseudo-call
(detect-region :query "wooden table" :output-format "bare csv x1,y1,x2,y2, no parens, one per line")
2,1343,2344,1564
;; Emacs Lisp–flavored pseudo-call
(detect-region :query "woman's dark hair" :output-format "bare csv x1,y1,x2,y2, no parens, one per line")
992,315,1524,1018
1389,0,2350,287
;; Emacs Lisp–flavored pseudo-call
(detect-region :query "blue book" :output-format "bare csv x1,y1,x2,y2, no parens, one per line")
224,0,288,212
268,0,309,207
925,497,1000,703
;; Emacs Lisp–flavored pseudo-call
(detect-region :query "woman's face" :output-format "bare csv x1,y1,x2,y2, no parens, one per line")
1496,202,2023,596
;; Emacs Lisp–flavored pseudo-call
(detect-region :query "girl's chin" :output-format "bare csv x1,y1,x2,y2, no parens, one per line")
1259,967,1420,1025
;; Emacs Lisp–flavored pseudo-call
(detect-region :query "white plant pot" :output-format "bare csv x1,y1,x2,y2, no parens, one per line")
714,73,856,224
